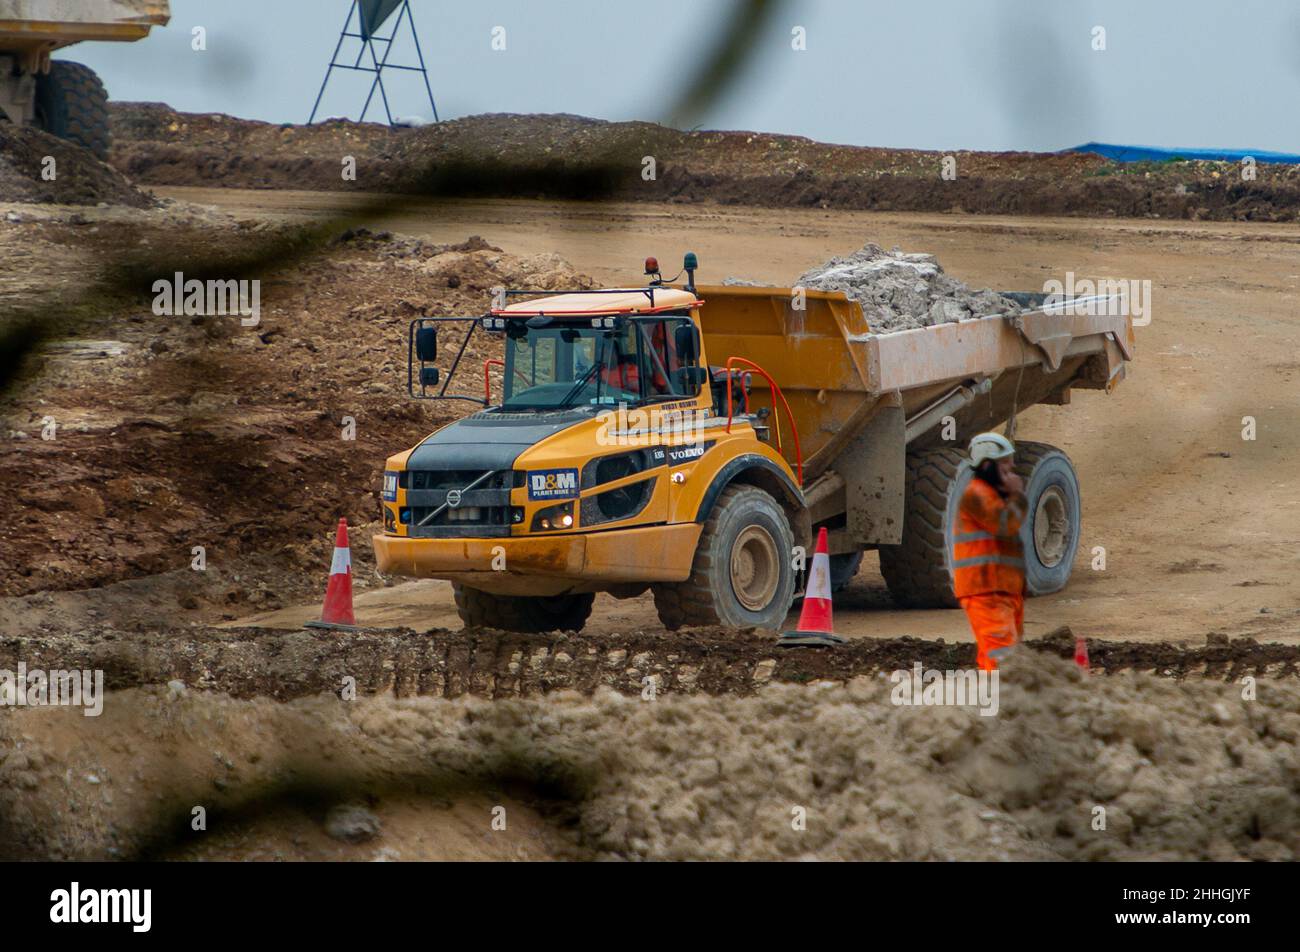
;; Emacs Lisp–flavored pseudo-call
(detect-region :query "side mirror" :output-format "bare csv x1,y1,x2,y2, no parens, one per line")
420,367,440,388
415,326,438,363
674,323,701,364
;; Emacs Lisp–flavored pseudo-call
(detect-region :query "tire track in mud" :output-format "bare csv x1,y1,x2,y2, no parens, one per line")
3,626,1299,700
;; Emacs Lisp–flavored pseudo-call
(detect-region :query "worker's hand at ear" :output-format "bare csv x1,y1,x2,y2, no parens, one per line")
993,455,1024,497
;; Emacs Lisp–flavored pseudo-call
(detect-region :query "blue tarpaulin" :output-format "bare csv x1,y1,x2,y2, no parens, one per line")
1071,142,1300,165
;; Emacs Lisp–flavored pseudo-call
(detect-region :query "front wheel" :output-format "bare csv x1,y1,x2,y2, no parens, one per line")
452,584,594,633
653,484,796,630
828,551,864,594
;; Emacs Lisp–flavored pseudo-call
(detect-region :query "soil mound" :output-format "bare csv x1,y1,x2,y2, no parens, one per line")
3,651,1296,861
0,123,151,207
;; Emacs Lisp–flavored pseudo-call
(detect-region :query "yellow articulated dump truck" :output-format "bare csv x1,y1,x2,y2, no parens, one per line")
374,253,1134,633
0,1,169,158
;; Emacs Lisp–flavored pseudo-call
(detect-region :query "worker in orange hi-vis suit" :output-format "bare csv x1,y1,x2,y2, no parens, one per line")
952,433,1028,671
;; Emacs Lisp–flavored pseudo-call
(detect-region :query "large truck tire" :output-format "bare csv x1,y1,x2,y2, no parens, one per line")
452,584,594,633
653,484,796,630
879,448,969,608
1014,441,1082,596
35,61,110,160
828,551,863,594
880,442,1083,608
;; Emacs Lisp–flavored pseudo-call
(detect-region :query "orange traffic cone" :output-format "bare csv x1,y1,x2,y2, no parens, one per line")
305,518,358,630
779,527,844,647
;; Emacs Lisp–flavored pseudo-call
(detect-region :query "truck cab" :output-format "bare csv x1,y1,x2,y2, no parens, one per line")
373,256,807,633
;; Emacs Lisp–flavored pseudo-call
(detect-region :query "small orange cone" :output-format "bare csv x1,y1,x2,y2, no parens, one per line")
1074,635,1090,671
306,518,358,630
779,527,844,647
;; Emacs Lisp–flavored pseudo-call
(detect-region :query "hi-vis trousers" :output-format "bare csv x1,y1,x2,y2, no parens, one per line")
958,592,1024,671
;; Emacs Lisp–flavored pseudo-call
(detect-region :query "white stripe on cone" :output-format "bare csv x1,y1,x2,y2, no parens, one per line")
329,546,352,576
779,526,841,644
805,550,832,601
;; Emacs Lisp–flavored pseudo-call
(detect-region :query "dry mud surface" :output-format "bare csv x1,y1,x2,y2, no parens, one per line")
0,123,152,208
3,626,1300,702
68,191,1300,649
2,651,1297,862
0,219,574,605
107,104,1300,222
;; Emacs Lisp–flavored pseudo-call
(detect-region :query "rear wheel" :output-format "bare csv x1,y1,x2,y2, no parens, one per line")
879,442,1083,607
1014,441,1081,596
653,484,796,630
35,61,110,159
452,584,594,633
879,448,969,608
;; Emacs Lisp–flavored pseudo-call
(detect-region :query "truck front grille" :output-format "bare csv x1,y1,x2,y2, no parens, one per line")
401,468,516,538
404,470,516,491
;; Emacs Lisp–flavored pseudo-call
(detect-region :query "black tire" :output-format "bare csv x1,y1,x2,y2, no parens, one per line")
653,484,796,630
452,584,594,633
1015,441,1081,596
880,442,1083,608
35,61,110,160
829,551,864,594
878,448,970,608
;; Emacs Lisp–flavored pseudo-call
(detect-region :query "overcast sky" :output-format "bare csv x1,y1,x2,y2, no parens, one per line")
65,0,1300,153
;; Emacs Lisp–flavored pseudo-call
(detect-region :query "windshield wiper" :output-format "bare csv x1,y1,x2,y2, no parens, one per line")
557,362,600,407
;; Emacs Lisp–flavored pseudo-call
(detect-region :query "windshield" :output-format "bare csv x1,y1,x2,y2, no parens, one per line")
501,316,695,409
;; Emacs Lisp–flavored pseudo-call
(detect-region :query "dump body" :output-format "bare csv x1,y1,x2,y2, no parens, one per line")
0,1,167,59
692,284,1134,552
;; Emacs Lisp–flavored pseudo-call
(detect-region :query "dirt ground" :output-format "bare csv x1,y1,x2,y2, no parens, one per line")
0,208,578,613
4,624,1299,703
4,651,1298,862
0,122,152,208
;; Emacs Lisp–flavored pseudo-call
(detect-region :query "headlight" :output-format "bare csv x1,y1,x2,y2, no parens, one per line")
530,501,575,531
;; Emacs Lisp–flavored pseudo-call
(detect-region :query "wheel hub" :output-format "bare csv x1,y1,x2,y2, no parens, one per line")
1033,486,1071,568
730,525,779,612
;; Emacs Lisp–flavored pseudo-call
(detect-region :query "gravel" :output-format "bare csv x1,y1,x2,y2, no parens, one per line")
794,242,1023,332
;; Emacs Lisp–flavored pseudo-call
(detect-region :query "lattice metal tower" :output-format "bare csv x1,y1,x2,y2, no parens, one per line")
308,0,438,125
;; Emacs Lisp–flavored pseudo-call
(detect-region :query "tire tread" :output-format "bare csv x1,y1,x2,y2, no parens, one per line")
453,584,594,633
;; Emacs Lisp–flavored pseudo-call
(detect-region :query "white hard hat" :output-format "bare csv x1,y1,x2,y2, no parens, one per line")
969,432,1015,466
